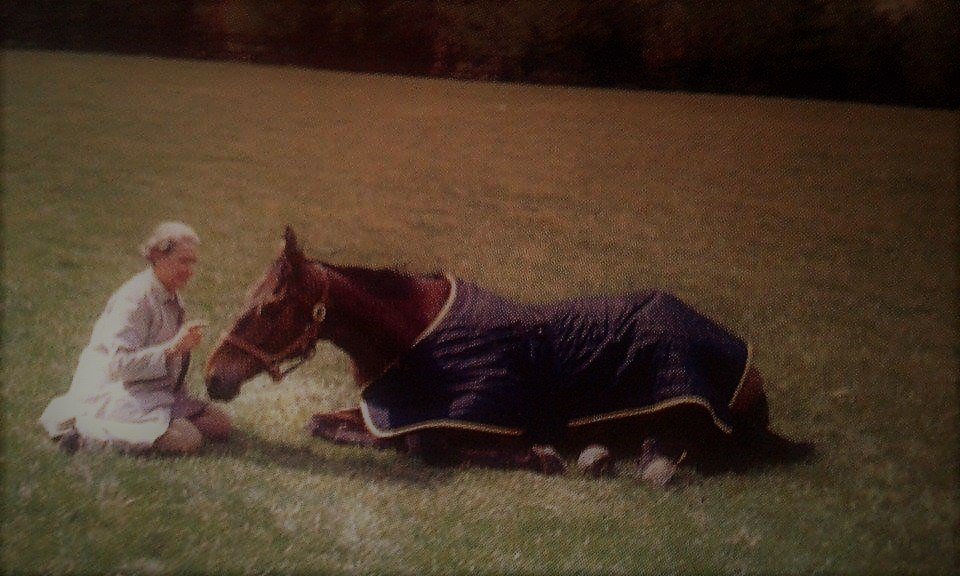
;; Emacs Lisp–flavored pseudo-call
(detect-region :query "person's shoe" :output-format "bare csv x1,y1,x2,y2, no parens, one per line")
58,431,81,454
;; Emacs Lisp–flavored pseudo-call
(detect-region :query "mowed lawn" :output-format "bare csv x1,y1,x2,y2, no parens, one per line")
2,50,957,574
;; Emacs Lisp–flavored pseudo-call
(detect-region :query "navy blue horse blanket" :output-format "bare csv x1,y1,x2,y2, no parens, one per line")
360,278,753,443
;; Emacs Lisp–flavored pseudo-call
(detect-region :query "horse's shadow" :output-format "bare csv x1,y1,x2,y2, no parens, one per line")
203,427,815,488
686,432,818,477
204,429,456,487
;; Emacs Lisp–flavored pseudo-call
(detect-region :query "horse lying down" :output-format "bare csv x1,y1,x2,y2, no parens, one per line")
205,228,810,486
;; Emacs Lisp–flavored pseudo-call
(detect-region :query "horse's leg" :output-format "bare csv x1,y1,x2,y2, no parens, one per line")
576,444,614,478
306,408,399,449
307,412,566,473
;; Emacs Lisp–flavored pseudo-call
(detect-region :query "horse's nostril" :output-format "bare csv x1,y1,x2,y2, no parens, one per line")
206,375,230,400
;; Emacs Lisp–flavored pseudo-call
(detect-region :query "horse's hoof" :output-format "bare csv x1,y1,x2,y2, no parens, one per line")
636,438,685,488
531,445,567,475
576,444,613,478
638,454,677,487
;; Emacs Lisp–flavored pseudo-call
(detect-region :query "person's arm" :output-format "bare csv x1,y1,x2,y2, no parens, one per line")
104,296,175,383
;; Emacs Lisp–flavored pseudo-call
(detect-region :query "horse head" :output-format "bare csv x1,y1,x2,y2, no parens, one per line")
204,226,329,401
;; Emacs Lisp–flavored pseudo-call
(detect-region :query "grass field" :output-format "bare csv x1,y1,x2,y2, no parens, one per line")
2,49,957,574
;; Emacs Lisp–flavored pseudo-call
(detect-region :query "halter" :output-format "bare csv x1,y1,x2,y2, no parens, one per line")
221,264,330,382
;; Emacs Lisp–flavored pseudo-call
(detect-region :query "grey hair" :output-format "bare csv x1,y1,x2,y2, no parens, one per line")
139,221,200,260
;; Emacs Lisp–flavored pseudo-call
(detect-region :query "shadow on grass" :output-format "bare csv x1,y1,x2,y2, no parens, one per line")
68,421,816,487
202,428,457,487
690,431,818,477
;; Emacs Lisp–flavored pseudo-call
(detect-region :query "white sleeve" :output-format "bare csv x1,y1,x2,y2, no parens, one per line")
103,296,172,383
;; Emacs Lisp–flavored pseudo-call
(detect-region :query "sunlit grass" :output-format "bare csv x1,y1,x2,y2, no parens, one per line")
2,49,957,574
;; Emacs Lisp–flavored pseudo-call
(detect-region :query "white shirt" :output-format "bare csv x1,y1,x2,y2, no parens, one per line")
39,268,203,451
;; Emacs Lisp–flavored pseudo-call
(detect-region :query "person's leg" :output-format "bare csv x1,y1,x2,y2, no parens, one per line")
189,404,232,442
153,418,203,454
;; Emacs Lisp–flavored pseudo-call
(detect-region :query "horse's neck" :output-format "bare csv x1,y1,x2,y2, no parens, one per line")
321,265,449,385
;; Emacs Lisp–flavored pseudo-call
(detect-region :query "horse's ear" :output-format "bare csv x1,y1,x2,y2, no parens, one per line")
283,225,299,248
283,226,307,277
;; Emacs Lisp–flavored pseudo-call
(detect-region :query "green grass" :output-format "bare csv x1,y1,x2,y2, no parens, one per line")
2,49,957,574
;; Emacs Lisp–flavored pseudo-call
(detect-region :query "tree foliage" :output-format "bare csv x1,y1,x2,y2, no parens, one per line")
3,0,956,107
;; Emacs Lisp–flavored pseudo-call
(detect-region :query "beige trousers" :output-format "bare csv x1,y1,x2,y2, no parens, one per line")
153,404,232,454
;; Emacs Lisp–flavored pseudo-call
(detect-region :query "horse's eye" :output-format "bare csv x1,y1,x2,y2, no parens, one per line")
258,300,285,319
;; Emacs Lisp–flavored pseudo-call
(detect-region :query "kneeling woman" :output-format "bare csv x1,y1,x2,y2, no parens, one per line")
40,221,231,454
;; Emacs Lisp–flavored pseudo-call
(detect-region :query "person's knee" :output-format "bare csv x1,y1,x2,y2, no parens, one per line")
154,418,203,454
193,404,233,442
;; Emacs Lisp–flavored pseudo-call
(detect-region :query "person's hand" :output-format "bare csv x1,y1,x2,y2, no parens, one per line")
169,320,206,357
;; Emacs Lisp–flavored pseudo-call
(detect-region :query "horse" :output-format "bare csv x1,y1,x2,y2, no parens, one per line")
204,227,810,485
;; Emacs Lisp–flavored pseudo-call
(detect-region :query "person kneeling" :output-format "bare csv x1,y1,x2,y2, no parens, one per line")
39,221,231,455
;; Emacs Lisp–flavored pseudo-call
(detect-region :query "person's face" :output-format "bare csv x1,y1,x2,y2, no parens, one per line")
153,241,198,292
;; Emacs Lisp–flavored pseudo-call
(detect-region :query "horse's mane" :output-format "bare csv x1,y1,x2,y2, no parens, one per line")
240,256,439,314
325,263,428,301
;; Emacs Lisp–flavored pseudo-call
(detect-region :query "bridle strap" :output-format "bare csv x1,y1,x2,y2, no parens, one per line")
222,330,317,381
222,264,331,382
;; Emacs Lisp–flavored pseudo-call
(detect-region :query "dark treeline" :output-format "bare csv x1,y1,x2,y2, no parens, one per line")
3,0,958,108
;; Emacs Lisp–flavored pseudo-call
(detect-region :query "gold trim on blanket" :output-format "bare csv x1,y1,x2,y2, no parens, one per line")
726,342,753,410
359,400,524,438
566,395,734,434
412,273,458,347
